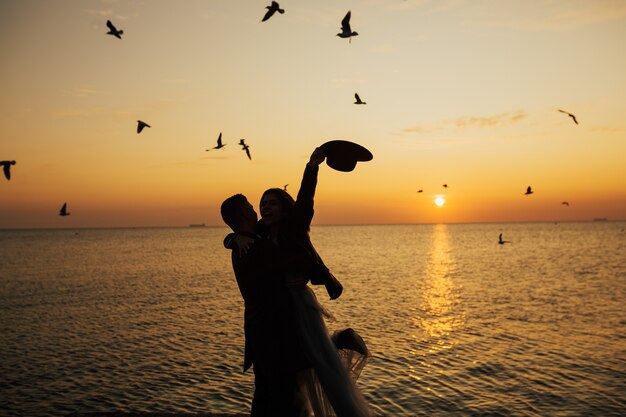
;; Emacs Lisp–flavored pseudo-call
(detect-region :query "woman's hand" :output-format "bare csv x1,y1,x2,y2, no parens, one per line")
325,272,343,300
308,147,325,166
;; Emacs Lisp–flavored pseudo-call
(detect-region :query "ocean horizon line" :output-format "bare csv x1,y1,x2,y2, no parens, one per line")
0,218,623,232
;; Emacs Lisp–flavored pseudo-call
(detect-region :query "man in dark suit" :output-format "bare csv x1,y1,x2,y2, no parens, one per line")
220,194,311,417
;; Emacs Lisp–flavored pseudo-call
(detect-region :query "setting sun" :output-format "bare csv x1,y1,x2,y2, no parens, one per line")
435,196,445,207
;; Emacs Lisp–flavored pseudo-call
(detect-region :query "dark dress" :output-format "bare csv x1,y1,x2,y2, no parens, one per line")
279,164,343,299
280,163,371,417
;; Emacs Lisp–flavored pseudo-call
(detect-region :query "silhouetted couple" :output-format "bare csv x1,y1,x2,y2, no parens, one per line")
221,147,371,417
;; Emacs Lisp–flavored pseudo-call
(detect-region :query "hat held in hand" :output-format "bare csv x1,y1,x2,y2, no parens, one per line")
320,140,373,172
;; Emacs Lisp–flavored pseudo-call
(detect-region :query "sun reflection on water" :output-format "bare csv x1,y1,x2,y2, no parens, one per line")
410,224,466,388
416,225,465,339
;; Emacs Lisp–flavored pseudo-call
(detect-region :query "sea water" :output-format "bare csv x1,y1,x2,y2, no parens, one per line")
1,223,624,416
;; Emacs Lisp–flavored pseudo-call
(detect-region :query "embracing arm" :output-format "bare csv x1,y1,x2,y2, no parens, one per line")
224,233,236,248
224,233,254,257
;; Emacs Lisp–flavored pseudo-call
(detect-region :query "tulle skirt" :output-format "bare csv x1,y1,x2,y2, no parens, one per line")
289,286,372,417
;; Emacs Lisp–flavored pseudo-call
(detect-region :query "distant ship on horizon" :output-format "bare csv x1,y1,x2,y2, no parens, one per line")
592,218,608,222
189,223,207,227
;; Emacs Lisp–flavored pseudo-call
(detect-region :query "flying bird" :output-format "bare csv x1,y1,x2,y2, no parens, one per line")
354,93,366,105
137,120,151,133
337,11,358,43
59,203,70,216
283,184,289,191
207,133,226,151
562,201,570,206
239,140,252,160
442,184,448,188
106,20,123,39
417,189,423,193
525,186,534,195
1,160,16,181
242,145,252,160
558,109,578,125
498,233,510,245
262,1,284,22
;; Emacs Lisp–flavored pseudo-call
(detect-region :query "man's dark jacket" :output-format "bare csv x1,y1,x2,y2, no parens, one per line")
229,234,310,373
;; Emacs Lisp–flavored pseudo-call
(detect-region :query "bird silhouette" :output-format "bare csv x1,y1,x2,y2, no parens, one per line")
207,133,226,151
498,233,510,244
417,189,423,193
106,20,123,39
442,184,448,188
283,184,289,191
243,146,252,160
240,141,252,160
337,11,358,43
59,203,70,216
558,109,578,125
262,1,284,22
1,160,16,181
354,93,366,105
561,201,570,206
137,120,151,133
525,186,533,195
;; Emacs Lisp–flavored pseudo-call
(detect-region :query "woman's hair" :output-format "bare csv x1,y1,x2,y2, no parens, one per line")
260,188,295,235
261,188,295,214
260,188,312,237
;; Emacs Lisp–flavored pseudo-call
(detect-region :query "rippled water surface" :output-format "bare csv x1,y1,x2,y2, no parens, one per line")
1,223,625,416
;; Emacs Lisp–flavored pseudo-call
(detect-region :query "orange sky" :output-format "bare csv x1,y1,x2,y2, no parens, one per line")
1,0,625,228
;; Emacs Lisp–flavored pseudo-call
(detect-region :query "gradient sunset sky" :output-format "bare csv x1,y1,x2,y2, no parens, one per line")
1,0,625,228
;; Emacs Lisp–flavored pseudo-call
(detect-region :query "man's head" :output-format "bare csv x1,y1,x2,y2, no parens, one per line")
220,194,258,232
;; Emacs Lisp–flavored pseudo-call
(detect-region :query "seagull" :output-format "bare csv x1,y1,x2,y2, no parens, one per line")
238,139,247,147
241,143,252,160
561,201,570,206
283,184,289,191
137,120,151,134
558,109,578,125
207,132,226,151
498,233,510,245
243,145,251,160
524,186,533,195
261,1,284,22
59,203,70,216
417,189,423,193
106,20,123,39
442,184,448,188
337,11,358,43
354,93,366,105
1,160,16,180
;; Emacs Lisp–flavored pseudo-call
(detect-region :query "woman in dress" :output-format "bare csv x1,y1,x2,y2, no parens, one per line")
257,147,372,417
